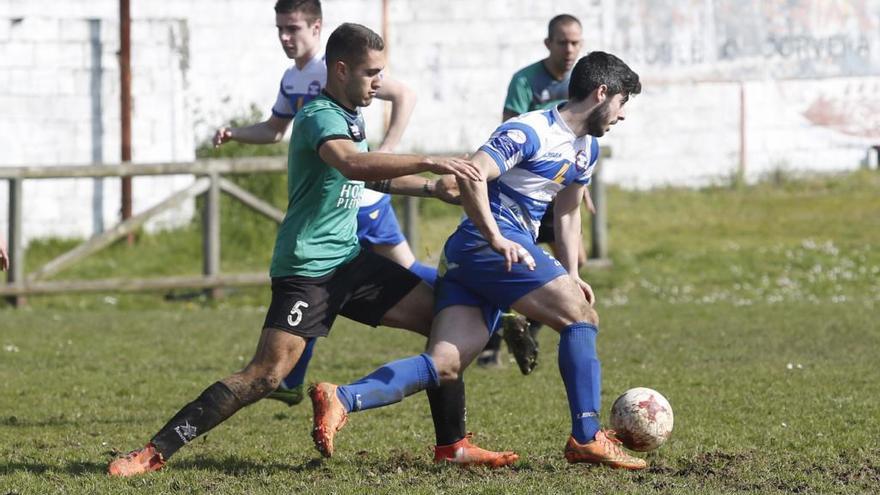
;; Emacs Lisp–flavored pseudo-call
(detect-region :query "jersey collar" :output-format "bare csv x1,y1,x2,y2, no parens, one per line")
551,103,576,137
320,89,359,116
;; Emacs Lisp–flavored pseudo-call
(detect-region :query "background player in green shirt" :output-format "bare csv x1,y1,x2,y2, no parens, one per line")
108,22,518,477
481,14,596,371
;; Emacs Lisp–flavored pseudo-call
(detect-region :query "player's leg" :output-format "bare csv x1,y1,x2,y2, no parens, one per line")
266,337,316,406
510,276,646,470
312,303,518,466
311,251,516,465
361,197,438,286
371,240,437,286
108,328,307,476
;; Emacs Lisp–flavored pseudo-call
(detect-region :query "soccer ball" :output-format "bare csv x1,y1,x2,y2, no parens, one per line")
609,387,673,452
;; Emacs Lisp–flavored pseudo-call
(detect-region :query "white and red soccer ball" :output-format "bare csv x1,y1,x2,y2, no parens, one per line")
610,387,674,452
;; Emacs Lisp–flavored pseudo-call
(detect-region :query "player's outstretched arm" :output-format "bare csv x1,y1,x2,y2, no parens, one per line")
374,76,416,152
212,115,291,147
554,183,594,304
459,151,535,272
367,175,460,204
318,139,482,182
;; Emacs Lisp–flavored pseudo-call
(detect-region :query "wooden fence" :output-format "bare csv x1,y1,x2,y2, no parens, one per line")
1,154,609,306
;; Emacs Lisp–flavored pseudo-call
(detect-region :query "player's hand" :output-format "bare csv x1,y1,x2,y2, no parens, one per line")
433,175,461,204
584,188,596,215
489,235,536,272
213,127,233,147
425,156,483,182
573,276,595,305
0,243,8,271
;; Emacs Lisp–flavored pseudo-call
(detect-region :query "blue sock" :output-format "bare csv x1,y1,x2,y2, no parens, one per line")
558,322,602,444
281,338,316,389
408,261,437,286
336,353,440,412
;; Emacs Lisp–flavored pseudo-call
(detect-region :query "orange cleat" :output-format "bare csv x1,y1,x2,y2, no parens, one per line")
309,382,348,458
434,433,519,468
107,443,166,477
564,430,647,470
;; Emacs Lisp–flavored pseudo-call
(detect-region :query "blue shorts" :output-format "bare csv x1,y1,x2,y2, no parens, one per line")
434,225,567,334
356,196,406,247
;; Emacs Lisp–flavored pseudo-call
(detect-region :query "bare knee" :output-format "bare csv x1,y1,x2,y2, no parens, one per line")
430,351,462,383
548,300,599,330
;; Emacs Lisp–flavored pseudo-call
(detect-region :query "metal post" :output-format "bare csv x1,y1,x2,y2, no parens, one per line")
203,173,222,298
403,196,419,255
589,165,608,261
119,0,133,244
7,179,25,307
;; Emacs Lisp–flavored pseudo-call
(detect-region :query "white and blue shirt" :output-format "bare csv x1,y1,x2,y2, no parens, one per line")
271,52,327,119
471,105,599,240
270,52,388,209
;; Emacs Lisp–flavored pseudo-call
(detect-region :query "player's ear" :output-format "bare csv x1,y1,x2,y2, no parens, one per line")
334,60,348,80
311,18,322,35
595,84,608,103
544,37,552,51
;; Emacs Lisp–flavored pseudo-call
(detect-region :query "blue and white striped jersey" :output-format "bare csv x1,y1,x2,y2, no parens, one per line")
470,105,599,240
271,52,327,119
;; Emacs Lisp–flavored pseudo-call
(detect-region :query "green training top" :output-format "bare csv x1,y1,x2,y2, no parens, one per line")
269,91,368,278
503,60,571,115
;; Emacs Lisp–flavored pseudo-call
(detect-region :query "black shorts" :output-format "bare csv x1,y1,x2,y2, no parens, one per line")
535,201,555,244
263,249,422,338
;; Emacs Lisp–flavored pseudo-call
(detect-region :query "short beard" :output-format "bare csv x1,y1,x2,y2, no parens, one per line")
586,98,613,137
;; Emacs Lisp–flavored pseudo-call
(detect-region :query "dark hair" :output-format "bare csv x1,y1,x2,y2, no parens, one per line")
568,51,641,102
326,23,384,67
274,0,322,23
547,14,581,40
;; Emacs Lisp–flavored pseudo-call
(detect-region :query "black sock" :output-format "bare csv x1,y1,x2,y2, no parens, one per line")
484,332,502,352
426,378,467,446
150,381,245,459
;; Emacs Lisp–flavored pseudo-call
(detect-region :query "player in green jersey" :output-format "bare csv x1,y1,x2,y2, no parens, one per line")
108,22,518,477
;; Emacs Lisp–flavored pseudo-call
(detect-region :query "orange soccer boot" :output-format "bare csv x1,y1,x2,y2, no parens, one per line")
107,443,166,477
309,382,349,458
433,433,519,468
564,430,647,470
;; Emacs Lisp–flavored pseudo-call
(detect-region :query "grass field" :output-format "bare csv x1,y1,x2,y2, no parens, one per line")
1,170,879,494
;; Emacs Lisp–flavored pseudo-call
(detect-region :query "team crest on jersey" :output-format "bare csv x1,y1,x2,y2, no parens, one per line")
308,80,322,95
575,150,589,172
486,129,526,157
349,124,363,140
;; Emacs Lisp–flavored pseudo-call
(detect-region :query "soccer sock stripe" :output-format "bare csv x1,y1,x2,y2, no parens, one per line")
427,376,467,446
336,353,440,412
558,322,602,444
407,260,438,286
281,337,316,389
151,381,245,459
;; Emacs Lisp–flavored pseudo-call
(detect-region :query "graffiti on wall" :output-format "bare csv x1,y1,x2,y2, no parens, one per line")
614,0,880,79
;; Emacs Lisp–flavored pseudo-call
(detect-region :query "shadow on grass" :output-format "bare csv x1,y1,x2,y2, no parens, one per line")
173,455,325,475
0,460,106,476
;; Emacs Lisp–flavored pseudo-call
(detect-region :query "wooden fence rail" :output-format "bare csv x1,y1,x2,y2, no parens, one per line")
2,153,610,306
2,157,286,306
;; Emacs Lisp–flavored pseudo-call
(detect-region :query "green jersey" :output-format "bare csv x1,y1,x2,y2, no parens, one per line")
503,60,571,115
270,91,368,278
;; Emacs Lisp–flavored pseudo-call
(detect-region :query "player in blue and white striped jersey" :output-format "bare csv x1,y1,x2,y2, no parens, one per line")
312,52,649,469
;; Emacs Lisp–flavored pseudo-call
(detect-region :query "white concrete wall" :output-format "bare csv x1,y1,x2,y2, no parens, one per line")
2,0,880,242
